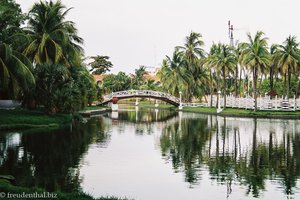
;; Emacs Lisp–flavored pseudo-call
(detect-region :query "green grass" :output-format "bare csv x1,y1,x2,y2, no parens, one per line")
137,101,175,109
0,109,72,130
182,107,300,118
182,107,217,113
83,105,107,111
0,179,131,200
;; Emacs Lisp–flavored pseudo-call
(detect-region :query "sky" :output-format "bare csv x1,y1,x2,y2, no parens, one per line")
16,0,300,74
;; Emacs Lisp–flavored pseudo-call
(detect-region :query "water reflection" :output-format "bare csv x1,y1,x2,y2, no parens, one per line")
0,108,300,199
160,113,300,197
0,118,111,192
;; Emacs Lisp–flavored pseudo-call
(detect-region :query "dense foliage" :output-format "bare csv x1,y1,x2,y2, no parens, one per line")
0,0,99,113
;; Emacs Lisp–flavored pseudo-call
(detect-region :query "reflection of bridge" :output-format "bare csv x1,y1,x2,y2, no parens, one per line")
100,90,182,106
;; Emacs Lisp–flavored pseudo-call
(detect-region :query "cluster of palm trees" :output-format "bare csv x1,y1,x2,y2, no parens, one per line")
0,0,97,113
159,31,300,111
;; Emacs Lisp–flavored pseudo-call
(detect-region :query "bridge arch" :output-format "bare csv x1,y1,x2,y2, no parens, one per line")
100,90,181,106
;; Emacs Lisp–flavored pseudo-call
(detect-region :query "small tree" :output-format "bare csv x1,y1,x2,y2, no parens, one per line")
89,55,113,74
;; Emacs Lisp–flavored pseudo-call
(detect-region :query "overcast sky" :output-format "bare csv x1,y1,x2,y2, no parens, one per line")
16,0,300,73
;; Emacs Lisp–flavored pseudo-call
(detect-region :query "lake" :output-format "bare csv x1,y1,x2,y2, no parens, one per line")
1,107,300,200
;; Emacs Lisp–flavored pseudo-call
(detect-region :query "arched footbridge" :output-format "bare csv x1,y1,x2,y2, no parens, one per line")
100,90,182,106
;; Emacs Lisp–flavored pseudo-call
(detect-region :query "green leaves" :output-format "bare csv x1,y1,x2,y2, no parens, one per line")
89,55,113,75
23,0,83,65
0,43,35,99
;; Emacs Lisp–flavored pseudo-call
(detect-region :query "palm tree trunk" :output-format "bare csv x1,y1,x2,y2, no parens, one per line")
288,66,291,98
253,68,258,111
216,76,220,108
238,68,242,97
284,72,287,98
269,66,274,92
235,65,239,97
223,69,227,108
210,70,213,108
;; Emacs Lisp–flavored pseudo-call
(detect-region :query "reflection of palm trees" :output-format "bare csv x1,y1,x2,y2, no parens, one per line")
160,117,211,185
159,115,300,197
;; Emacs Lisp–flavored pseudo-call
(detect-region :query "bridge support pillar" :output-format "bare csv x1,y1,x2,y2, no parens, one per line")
155,99,159,107
135,98,139,106
178,103,183,110
111,103,118,111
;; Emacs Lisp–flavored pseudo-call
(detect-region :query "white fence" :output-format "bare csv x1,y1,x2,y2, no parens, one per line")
206,95,300,111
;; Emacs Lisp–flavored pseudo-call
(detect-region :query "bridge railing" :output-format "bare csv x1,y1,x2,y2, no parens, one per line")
102,90,181,104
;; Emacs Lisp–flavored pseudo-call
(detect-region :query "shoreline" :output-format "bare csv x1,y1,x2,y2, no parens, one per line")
134,103,300,119
179,107,300,119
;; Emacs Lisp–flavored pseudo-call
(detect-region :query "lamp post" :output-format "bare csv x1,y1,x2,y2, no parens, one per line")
179,91,182,110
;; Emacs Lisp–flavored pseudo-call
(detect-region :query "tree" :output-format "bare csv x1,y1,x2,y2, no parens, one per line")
176,32,206,99
0,0,25,44
131,66,147,89
157,50,193,101
89,55,113,75
205,44,218,107
102,72,130,93
0,43,35,99
206,43,236,107
240,31,271,111
22,0,83,66
273,36,300,98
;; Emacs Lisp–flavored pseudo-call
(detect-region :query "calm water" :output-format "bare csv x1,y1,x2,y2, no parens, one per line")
1,107,300,200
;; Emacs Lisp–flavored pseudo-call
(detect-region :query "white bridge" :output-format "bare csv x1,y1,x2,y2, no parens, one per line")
100,90,182,106
99,90,300,111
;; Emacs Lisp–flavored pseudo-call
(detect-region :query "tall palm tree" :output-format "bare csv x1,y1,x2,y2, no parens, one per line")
22,0,83,66
240,31,271,111
234,44,244,97
176,32,206,100
0,43,35,99
157,50,193,100
269,44,280,94
207,43,236,107
273,35,300,98
205,44,218,107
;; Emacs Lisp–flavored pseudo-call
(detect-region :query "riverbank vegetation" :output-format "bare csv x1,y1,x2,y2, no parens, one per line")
0,0,100,114
0,108,72,130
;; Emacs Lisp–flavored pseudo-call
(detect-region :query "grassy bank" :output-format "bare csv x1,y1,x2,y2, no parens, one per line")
0,109,72,130
137,101,175,109
182,107,300,118
83,105,107,111
0,179,131,200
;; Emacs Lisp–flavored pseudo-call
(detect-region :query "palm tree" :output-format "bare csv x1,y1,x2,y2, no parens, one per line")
176,32,206,100
22,0,83,66
205,44,218,107
157,50,193,101
273,36,300,98
240,31,271,111
0,43,35,99
234,44,244,97
206,43,236,107
268,44,280,95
